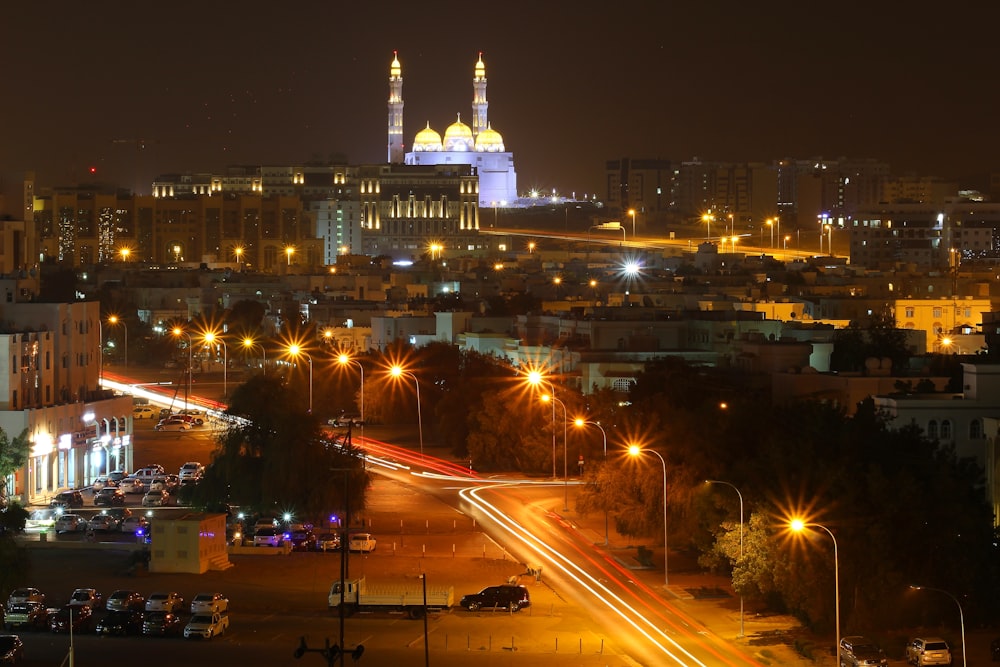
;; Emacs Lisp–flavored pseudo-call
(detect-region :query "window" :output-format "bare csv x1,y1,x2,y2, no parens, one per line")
905,307,914,318
970,419,983,439
927,420,938,438
940,419,952,440
933,307,942,318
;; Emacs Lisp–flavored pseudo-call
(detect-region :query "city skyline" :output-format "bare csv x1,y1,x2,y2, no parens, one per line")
3,2,999,201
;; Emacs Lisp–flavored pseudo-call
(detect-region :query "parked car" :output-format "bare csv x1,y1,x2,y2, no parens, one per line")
49,490,84,509
348,533,376,553
840,636,889,667
154,419,191,432
0,634,24,664
5,589,44,609
118,477,146,495
459,585,531,612
91,476,116,492
53,514,88,534
142,490,169,507
118,516,148,534
142,611,182,637
3,602,49,631
145,592,184,614
189,593,228,615
289,528,317,552
49,605,92,633
87,514,119,532
96,610,144,636
253,527,282,547
315,533,341,552
104,507,133,523
105,590,144,613
148,476,178,493
905,637,952,666
329,413,364,427
132,406,158,420
133,465,165,480
67,589,102,609
178,462,204,480
94,488,126,507
178,409,206,425
107,471,127,484
183,611,229,639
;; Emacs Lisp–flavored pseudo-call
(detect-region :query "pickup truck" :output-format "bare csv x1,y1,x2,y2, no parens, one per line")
328,576,453,619
183,611,229,639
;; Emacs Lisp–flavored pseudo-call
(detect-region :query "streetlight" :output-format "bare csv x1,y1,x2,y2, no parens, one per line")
628,444,669,586
107,315,127,368
233,246,244,267
389,366,422,458
171,327,192,407
909,585,965,667
119,247,131,263
203,331,228,399
242,336,265,375
701,211,714,241
526,371,558,479
541,393,569,511
789,519,839,658
337,354,365,427
285,245,295,266
627,208,636,238
766,218,774,248
528,241,536,254
575,418,608,545
705,480,744,637
287,344,313,413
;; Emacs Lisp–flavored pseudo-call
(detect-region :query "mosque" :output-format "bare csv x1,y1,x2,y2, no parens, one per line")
387,52,519,208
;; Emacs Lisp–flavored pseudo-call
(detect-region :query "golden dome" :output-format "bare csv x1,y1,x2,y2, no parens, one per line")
475,52,485,78
443,114,474,151
413,122,442,151
475,122,505,152
390,51,401,77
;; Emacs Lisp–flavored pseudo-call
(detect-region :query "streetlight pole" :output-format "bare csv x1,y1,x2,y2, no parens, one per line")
790,520,839,658
108,316,127,368
705,479,744,637
628,209,636,238
204,332,228,399
172,327,193,408
629,445,669,586
287,345,313,413
542,394,568,511
242,337,265,376
526,371,559,480
390,366,422,459
338,355,365,441
910,586,966,667
576,419,608,545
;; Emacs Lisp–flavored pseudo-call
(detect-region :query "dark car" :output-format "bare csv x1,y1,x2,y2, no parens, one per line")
142,611,182,637
105,590,144,613
0,634,24,664
96,610,144,636
49,605,92,633
3,602,50,631
289,529,317,552
840,636,889,667
459,585,531,612
94,488,126,507
49,490,84,509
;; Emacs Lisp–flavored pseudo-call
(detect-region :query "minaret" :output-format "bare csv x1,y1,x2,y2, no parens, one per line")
387,51,404,163
472,52,488,138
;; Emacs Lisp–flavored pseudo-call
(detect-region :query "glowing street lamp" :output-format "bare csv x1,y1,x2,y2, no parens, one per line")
337,354,365,427
389,366,422,458
528,241,536,254
910,585,966,667
242,336,265,375
789,519,839,657
285,246,295,266
203,331,228,399
627,208,636,238
526,371,558,479
233,246,244,267
628,444,669,586
287,344,313,413
701,211,715,241
575,418,608,545
705,479,745,637
107,315,127,368
119,247,131,263
171,327,193,407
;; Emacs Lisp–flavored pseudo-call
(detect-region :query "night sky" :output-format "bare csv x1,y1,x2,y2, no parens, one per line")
3,1,999,200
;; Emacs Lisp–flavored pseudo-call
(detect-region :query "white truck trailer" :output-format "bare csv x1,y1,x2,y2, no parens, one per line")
328,577,454,618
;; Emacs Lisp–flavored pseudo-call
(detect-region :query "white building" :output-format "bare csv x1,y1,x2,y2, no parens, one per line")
312,199,362,263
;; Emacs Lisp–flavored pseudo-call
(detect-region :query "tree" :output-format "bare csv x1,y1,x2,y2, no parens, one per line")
0,428,29,510
189,374,369,522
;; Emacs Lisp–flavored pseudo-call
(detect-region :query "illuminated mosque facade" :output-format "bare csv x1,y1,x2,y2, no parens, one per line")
387,52,519,208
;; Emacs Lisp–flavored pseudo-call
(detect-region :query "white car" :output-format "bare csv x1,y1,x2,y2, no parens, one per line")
145,592,184,613
178,409,206,425
348,532,376,553
54,514,88,533
119,516,149,534
91,476,116,492
148,476,178,493
6,587,45,608
179,462,204,480
88,514,119,531
189,593,228,614
155,418,192,431
142,490,169,507
118,477,145,494
132,406,158,419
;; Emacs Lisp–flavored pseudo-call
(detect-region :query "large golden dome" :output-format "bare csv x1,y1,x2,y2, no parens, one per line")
443,114,474,151
413,122,442,151
475,122,504,152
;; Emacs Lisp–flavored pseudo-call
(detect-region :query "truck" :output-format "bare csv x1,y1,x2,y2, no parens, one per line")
328,577,454,618
183,611,229,639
